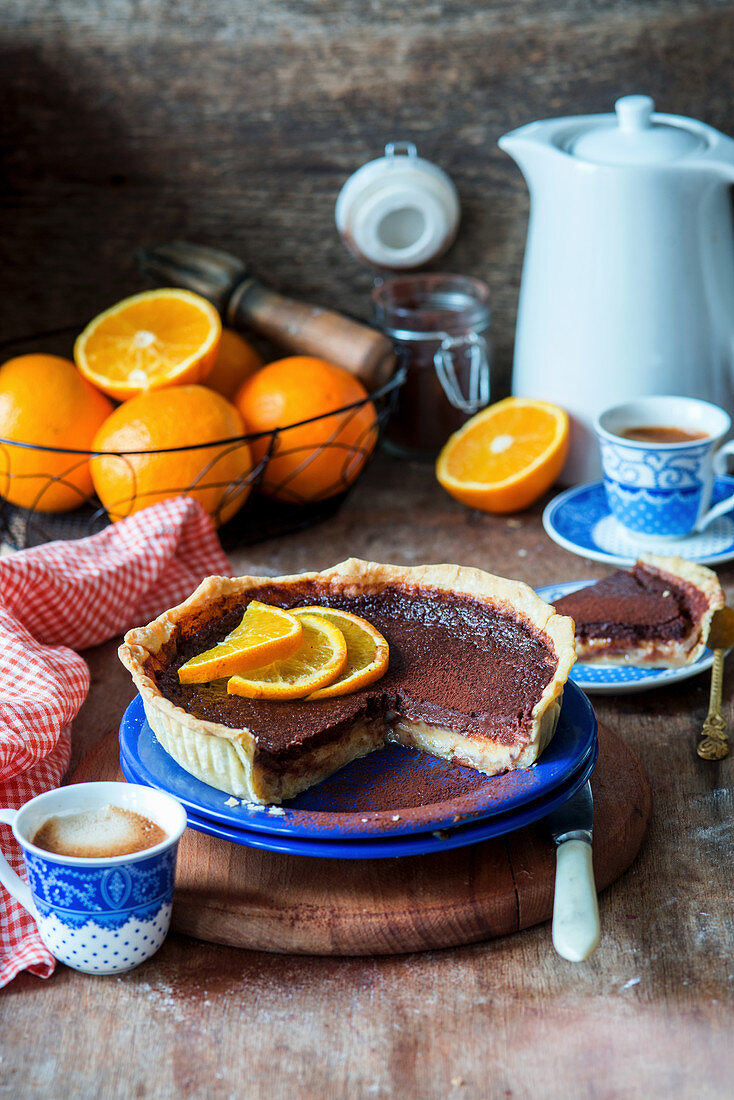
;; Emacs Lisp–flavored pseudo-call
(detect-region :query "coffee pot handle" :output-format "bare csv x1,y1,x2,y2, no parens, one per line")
696,441,734,530
0,808,37,917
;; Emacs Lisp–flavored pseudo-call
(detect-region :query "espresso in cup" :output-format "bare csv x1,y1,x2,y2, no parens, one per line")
595,396,734,540
0,781,187,975
32,804,167,859
620,425,709,445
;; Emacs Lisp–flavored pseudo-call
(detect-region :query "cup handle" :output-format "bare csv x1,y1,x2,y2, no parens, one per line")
0,809,37,917
697,441,734,531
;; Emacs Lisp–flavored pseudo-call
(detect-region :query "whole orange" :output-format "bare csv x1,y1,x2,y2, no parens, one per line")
0,354,114,512
235,357,378,503
91,385,252,525
205,329,264,400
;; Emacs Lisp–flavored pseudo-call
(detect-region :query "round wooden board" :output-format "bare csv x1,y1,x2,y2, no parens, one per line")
72,722,651,956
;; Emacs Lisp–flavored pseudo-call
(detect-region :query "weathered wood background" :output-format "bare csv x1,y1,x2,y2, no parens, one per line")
2,0,734,395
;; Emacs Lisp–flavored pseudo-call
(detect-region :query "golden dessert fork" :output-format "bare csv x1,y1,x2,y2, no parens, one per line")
697,606,734,761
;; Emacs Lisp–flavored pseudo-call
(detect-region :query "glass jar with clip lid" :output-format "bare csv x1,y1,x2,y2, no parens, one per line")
336,142,491,459
372,273,491,458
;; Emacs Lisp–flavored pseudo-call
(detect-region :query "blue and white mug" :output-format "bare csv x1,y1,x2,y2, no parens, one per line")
595,396,734,539
0,782,187,975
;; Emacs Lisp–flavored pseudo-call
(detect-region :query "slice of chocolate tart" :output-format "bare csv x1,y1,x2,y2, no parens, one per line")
119,559,576,804
553,554,724,668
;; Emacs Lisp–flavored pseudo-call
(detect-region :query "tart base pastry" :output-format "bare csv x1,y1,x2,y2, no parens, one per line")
553,554,724,668
119,559,576,804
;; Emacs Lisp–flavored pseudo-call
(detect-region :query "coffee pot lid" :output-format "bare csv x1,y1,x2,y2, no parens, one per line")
335,142,460,270
569,95,705,164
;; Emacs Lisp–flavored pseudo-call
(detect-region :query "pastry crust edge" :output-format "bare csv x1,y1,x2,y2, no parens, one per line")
119,558,577,803
639,554,724,665
569,554,724,668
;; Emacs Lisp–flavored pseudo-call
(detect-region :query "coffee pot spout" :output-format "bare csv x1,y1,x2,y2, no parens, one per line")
498,120,570,183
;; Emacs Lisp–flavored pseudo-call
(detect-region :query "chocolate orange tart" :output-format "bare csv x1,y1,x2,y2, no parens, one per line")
553,554,723,667
119,559,576,804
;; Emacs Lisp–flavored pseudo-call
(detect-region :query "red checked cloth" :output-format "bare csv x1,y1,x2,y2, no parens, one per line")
0,496,230,986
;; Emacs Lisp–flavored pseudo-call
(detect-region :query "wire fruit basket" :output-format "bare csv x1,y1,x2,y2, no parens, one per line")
0,331,403,552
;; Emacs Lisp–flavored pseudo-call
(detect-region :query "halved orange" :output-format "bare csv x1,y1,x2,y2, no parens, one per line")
178,602,302,684
436,397,569,514
74,288,221,401
290,606,389,699
227,613,348,700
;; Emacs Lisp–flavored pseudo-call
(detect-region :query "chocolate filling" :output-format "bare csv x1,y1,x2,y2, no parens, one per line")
554,563,708,643
148,581,557,771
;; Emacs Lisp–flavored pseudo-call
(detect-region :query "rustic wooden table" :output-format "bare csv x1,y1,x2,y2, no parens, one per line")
1,453,733,1099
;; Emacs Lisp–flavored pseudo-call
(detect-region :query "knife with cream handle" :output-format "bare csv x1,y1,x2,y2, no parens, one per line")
546,780,600,962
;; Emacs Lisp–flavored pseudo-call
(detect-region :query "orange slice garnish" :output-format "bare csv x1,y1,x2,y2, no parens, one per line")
74,288,221,401
178,601,302,684
436,397,569,514
227,613,347,700
290,606,389,699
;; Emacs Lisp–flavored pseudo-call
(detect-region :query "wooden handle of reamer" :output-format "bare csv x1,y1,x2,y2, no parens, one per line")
226,280,396,391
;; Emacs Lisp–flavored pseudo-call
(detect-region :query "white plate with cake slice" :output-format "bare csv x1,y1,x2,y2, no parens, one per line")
536,579,716,695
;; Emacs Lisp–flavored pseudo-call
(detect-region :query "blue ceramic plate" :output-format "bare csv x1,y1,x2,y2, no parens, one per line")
119,683,597,841
120,740,598,860
536,580,715,696
542,476,734,567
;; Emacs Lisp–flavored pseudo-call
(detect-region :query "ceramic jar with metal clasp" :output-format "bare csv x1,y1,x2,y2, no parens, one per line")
371,274,491,458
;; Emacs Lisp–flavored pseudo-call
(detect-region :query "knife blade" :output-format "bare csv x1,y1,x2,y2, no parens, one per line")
546,780,600,962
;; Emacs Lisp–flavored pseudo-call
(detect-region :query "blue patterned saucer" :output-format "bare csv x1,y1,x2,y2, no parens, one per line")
536,581,715,695
542,477,734,566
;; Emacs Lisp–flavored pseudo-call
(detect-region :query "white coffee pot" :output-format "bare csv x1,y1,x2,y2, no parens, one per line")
499,95,734,484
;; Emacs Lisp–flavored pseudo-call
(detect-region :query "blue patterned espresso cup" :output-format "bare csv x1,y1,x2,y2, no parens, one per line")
0,782,187,975
595,396,734,539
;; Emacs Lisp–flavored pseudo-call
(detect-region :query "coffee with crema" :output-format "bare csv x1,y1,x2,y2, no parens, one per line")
619,425,709,444
32,804,167,858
